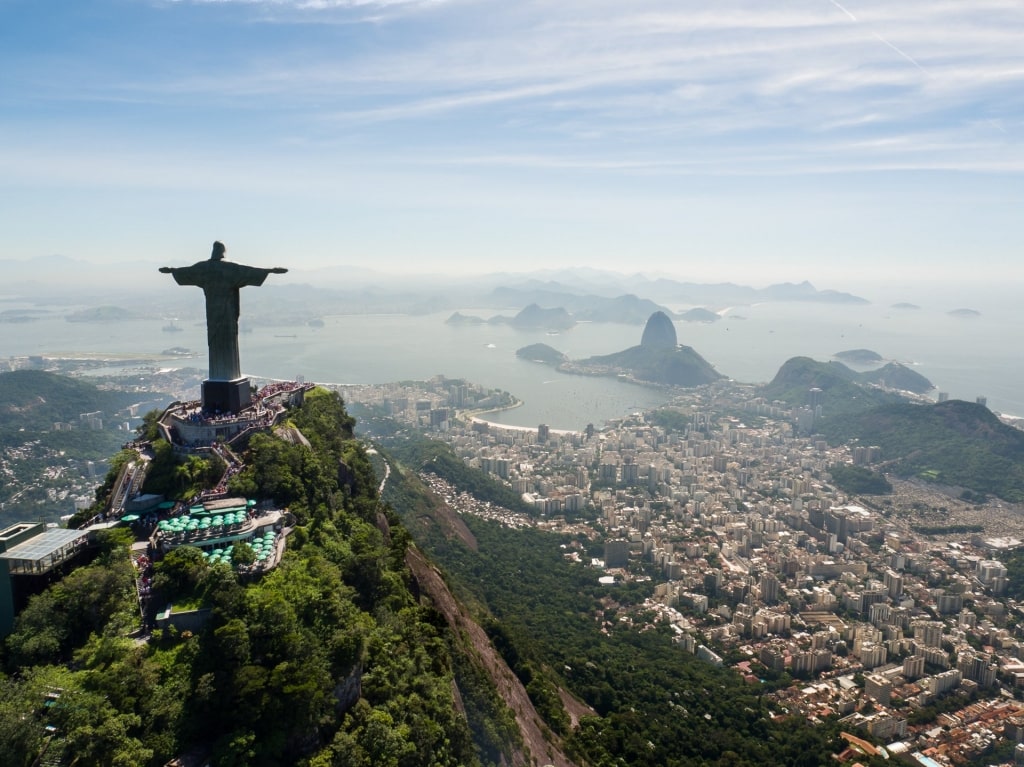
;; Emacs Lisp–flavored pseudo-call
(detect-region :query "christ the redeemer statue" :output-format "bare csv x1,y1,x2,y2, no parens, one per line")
160,242,286,412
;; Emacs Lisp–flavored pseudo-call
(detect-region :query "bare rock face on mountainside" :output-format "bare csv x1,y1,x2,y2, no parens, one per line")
640,310,678,350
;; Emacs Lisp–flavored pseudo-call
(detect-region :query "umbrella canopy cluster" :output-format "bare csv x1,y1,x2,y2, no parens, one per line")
157,511,247,537
204,546,236,568
248,531,278,562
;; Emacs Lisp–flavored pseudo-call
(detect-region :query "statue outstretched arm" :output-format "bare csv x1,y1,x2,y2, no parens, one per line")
159,267,174,273
270,267,287,274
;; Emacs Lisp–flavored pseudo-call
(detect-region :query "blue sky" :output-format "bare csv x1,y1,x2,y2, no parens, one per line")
2,0,1022,286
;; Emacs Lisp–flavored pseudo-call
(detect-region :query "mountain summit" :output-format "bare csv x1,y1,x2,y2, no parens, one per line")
640,310,677,349
568,311,721,387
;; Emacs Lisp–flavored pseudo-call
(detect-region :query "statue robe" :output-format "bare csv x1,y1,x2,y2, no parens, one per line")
166,259,275,381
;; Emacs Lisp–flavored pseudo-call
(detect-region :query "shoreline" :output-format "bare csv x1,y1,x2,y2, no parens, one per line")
459,399,581,436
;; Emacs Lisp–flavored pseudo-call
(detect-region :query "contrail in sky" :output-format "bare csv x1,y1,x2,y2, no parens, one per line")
828,0,929,76
828,0,858,22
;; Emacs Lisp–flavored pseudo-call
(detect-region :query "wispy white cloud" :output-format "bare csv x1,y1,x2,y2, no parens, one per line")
2,0,1023,281
166,0,449,7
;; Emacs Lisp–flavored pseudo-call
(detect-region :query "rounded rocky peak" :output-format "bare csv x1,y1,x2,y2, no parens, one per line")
640,311,677,349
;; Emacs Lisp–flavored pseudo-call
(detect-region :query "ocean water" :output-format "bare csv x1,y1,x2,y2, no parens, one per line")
3,295,1021,429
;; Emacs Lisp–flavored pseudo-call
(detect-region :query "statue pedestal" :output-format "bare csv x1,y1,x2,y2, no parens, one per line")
202,378,252,414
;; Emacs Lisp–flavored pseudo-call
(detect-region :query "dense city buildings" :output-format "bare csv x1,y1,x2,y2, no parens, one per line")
341,375,1024,766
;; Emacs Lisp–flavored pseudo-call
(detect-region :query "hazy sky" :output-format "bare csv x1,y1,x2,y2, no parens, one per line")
2,0,1021,286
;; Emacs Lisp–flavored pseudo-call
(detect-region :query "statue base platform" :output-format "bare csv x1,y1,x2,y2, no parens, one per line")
202,378,252,414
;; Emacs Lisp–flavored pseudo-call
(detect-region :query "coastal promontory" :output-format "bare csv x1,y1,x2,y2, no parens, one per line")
516,343,569,365
639,310,677,349
566,311,722,387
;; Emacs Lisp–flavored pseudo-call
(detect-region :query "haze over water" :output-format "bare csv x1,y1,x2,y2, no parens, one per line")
3,287,1020,430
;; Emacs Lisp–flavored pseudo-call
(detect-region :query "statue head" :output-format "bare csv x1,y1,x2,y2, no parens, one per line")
211,241,226,261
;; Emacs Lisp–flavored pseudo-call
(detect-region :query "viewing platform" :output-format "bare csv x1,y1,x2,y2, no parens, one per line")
158,380,314,451
149,497,287,566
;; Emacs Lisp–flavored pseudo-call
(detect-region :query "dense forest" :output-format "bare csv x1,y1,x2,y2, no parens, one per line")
760,357,901,417
0,370,139,442
820,400,1024,502
1,386,894,766
828,464,892,496
0,390,518,766
762,359,1024,502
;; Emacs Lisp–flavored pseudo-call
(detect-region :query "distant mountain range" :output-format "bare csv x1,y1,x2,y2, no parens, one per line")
446,279,869,328
447,304,576,330
486,280,865,324
488,275,867,307
2,253,871,323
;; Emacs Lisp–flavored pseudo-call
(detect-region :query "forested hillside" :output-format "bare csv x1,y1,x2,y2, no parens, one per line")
760,357,901,417
820,399,1024,502
380,456,887,767
0,370,146,523
1,384,901,766
0,390,533,767
0,370,138,439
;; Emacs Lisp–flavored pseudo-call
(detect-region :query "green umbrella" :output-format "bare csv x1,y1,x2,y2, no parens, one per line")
120,514,140,523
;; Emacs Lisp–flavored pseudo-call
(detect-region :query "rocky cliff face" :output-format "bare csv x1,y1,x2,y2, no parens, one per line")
404,546,581,767
640,311,677,349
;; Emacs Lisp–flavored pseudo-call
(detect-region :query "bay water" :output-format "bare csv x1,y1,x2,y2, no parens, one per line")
3,296,1021,430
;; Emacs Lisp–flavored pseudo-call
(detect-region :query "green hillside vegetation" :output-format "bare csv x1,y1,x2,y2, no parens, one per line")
0,370,137,444
1000,549,1024,601
820,400,1024,502
859,362,934,394
765,360,1022,500
380,434,537,516
381,463,876,767
1,390,523,767
761,357,903,417
142,441,225,499
580,344,723,387
829,464,893,495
